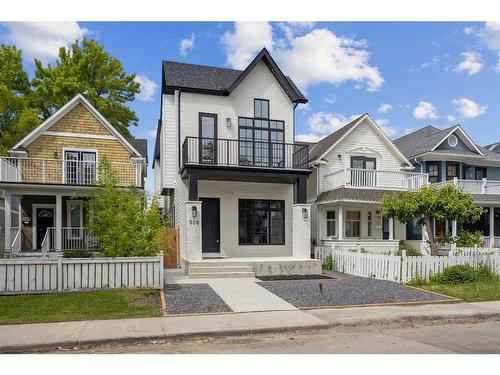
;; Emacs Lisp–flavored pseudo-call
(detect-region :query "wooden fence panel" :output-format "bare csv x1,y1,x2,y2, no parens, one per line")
0,256,163,295
161,228,180,269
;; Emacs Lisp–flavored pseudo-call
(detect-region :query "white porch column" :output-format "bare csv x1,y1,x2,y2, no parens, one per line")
185,201,202,262
293,204,311,259
489,206,495,248
338,205,344,240
56,194,62,252
388,218,394,240
451,220,457,237
4,192,11,253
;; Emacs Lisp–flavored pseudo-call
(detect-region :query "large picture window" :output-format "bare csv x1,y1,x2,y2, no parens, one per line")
238,199,285,245
238,99,284,167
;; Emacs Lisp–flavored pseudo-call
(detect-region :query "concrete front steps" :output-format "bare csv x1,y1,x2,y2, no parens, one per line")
188,263,255,279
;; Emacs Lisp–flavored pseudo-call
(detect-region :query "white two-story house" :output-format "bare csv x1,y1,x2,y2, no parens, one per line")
308,114,429,253
153,49,321,277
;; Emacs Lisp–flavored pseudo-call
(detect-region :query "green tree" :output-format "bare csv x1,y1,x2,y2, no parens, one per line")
81,160,165,257
0,45,40,155
31,38,140,138
381,184,483,256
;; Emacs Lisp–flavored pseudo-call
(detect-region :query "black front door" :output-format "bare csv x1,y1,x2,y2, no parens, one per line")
201,198,220,253
36,207,54,249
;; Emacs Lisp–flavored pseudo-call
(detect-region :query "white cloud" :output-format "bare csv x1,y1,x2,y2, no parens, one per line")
454,51,483,76
377,103,393,113
296,102,311,112
447,115,457,122
1,22,88,61
480,22,500,51
413,101,438,119
324,94,336,104
277,22,315,41
464,27,474,35
374,118,397,138
295,133,323,143
179,33,195,56
496,52,500,73
222,22,383,92
134,75,158,102
147,130,157,139
221,22,274,69
307,112,360,135
408,57,439,72
453,98,487,118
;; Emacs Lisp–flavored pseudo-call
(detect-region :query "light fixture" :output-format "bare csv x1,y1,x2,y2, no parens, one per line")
191,206,197,219
226,117,232,128
302,208,309,219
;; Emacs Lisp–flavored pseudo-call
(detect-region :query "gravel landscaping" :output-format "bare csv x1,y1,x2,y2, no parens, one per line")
257,271,452,308
165,284,232,315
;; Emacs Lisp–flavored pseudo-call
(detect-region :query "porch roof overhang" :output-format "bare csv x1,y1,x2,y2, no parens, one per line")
180,165,310,184
315,187,401,205
472,194,500,206
0,182,144,196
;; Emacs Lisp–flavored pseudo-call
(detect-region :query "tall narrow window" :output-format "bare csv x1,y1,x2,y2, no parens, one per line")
475,167,487,180
199,113,217,164
446,162,459,181
326,211,336,237
345,211,361,238
254,99,269,119
67,200,83,239
426,162,440,183
367,211,372,237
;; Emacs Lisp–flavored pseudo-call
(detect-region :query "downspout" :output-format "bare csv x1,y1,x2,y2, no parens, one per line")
177,90,182,170
293,103,298,141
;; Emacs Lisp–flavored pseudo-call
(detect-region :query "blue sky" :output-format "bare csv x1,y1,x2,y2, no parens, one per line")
1,21,500,193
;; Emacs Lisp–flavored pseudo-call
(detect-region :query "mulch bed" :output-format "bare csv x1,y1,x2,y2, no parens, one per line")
164,284,232,315
257,270,452,309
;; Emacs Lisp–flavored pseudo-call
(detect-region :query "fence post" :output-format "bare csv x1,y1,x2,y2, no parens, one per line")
159,251,164,289
400,250,407,284
57,254,63,292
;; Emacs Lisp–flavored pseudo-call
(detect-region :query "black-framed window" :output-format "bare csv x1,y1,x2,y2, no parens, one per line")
65,150,96,185
254,99,269,119
446,162,459,181
198,113,218,164
238,199,285,245
326,210,336,237
350,156,376,169
475,167,487,180
406,218,422,240
238,99,284,167
367,211,373,237
426,162,440,183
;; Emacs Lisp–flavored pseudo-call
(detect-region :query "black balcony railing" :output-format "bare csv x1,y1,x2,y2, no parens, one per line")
182,137,309,170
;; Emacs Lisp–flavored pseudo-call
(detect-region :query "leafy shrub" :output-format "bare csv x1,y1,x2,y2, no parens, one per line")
396,244,422,257
322,254,335,270
407,273,426,287
475,263,495,282
63,249,94,258
436,232,457,245
431,264,478,284
359,248,368,254
456,230,484,247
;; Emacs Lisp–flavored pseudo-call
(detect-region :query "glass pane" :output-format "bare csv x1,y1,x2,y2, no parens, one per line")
365,159,376,170
261,100,269,118
351,158,364,169
327,211,335,220
69,203,81,227
327,221,336,236
270,211,284,244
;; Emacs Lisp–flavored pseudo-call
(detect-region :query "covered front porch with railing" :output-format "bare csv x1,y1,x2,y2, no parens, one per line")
2,191,100,258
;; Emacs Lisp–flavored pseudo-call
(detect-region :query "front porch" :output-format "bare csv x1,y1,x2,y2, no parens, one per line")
2,190,97,257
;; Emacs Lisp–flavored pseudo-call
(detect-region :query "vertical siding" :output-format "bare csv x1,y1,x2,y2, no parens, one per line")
162,93,177,189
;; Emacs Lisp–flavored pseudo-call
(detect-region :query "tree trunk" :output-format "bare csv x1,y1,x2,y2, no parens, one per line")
423,216,438,256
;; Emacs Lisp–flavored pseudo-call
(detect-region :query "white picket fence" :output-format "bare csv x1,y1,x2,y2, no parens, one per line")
0,256,164,294
314,246,500,283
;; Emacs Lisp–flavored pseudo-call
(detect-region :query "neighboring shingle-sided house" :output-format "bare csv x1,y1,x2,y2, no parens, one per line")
153,48,321,277
0,94,147,257
394,124,500,248
307,114,428,253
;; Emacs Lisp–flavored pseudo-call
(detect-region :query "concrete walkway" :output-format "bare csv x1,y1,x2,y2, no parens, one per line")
165,270,296,312
2,301,500,351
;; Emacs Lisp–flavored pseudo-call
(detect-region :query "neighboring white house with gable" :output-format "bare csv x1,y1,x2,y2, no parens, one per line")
307,114,429,253
153,48,321,277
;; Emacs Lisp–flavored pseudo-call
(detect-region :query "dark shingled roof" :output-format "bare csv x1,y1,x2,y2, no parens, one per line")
393,125,456,159
162,48,307,104
315,187,400,204
128,138,148,164
309,115,364,161
485,142,500,153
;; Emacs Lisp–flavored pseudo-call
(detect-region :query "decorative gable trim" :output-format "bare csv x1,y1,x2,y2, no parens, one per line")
346,146,384,157
314,114,413,168
430,125,483,155
11,94,142,158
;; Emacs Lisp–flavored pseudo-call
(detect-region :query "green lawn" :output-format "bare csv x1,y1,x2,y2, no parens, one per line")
421,276,500,302
0,289,162,325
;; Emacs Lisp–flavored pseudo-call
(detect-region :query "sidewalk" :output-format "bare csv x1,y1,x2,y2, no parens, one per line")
1,301,500,352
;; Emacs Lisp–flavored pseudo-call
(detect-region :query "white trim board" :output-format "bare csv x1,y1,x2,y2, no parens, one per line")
43,131,116,140
11,94,142,158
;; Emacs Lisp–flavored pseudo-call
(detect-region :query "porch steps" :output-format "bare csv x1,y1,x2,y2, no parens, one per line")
189,265,255,279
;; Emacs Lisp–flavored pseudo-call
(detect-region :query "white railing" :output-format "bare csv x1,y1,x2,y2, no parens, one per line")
315,247,500,283
321,239,400,254
324,168,428,191
434,178,500,194
41,229,51,258
42,227,102,252
0,157,142,187
483,237,500,248
10,227,21,255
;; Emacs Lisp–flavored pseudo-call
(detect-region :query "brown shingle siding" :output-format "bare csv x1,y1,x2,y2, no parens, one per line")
48,103,113,136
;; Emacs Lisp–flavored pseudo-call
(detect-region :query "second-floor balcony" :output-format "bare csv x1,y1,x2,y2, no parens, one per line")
434,178,500,194
182,137,309,170
0,157,142,187
325,168,429,191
